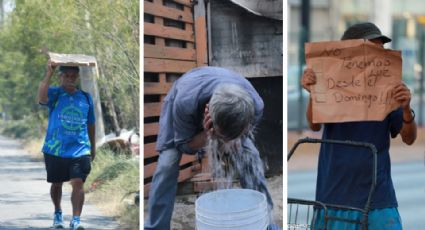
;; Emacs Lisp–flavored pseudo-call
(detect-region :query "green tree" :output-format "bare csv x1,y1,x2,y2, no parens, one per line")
0,0,139,135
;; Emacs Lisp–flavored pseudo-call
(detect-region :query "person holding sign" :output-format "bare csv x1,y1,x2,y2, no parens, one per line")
38,60,96,230
301,22,417,229
144,66,277,230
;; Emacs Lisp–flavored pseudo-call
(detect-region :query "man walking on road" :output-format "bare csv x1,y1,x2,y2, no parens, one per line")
38,60,96,230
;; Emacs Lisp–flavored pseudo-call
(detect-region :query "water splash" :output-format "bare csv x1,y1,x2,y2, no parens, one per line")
204,131,275,225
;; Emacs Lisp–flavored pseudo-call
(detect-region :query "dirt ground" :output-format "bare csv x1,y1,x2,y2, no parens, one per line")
143,175,283,229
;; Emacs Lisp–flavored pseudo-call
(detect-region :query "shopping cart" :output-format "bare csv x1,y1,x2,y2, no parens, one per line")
287,137,378,230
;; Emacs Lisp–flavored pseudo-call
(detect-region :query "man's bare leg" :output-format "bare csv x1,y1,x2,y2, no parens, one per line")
70,178,85,217
50,182,63,212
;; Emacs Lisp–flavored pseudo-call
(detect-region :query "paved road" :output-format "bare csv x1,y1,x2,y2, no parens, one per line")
288,161,425,229
0,135,120,230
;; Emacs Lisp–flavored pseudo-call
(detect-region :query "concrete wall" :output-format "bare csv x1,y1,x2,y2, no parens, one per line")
209,0,283,175
209,0,282,78
249,77,283,175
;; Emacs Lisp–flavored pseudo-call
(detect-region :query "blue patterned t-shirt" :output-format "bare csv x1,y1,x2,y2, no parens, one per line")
41,87,95,158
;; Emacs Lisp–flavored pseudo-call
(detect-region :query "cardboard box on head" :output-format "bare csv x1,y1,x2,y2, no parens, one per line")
48,52,97,67
47,52,105,143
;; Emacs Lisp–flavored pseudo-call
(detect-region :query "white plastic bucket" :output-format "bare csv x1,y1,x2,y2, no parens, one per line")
195,189,269,230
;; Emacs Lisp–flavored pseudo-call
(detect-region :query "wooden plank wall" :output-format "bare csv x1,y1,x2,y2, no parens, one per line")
144,0,207,197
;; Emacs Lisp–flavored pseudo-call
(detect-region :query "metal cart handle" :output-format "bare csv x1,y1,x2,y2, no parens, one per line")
287,137,378,214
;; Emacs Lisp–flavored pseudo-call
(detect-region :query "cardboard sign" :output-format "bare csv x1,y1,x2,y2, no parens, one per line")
305,39,402,123
48,52,97,67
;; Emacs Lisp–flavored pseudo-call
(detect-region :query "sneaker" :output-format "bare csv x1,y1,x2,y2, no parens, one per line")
52,212,65,229
70,219,85,230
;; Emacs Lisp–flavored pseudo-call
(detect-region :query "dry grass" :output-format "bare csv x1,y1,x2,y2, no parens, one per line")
85,148,140,229
22,138,44,160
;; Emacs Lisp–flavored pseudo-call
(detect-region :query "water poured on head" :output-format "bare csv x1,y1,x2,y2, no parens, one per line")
206,135,243,188
205,84,266,191
205,128,273,223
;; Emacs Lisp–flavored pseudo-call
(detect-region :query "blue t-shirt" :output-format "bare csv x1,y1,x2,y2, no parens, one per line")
41,87,95,158
156,66,264,154
316,108,403,209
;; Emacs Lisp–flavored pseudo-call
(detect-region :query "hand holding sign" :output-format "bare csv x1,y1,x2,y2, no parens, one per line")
301,68,316,93
305,39,402,123
393,83,411,110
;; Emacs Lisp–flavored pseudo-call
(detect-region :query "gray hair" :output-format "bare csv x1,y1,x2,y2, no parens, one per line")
208,84,255,140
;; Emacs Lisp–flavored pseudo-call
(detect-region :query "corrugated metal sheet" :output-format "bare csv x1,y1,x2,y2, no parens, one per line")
230,0,283,20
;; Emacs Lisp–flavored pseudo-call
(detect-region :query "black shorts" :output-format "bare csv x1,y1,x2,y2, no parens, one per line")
44,154,92,183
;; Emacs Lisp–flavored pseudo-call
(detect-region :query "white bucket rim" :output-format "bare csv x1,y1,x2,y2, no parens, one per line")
195,189,267,215
195,202,267,220
196,211,269,228
195,200,267,217
196,210,269,224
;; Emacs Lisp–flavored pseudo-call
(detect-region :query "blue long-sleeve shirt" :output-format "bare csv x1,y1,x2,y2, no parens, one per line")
156,66,264,154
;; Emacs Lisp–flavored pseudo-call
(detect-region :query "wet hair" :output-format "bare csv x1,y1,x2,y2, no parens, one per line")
209,84,255,140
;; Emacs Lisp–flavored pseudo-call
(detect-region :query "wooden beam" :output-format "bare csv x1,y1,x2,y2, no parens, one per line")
155,37,165,47
144,82,173,95
144,155,198,179
181,155,198,165
144,23,194,42
193,0,208,66
152,17,166,47
171,0,192,7
144,163,202,198
184,4,195,49
144,162,157,179
159,73,166,83
144,142,158,159
178,163,200,182
144,183,151,197
190,172,212,182
144,44,196,61
201,155,209,173
193,181,215,193
144,102,162,118
145,1,193,24
144,122,159,137
144,58,196,73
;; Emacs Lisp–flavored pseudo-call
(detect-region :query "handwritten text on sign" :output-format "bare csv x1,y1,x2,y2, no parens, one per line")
305,39,402,123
